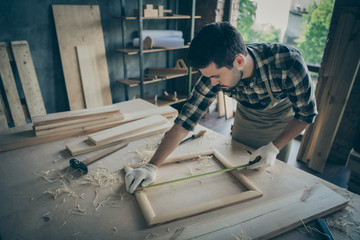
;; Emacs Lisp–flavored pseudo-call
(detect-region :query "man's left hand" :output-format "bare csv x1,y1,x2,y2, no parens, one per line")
248,142,279,169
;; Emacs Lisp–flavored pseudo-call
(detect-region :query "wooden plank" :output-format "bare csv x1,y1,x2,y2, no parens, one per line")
11,41,46,117
224,94,233,119
88,114,169,145
66,121,172,156
0,100,177,152
0,92,8,130
52,5,112,110
0,118,128,152
76,45,103,108
0,42,27,126
32,105,120,127
217,92,225,117
297,8,360,172
159,183,347,240
35,113,124,136
34,114,109,131
124,149,262,226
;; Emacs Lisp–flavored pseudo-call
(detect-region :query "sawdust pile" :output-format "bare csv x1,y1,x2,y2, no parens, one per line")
188,154,215,176
79,166,123,188
37,165,128,217
325,204,360,234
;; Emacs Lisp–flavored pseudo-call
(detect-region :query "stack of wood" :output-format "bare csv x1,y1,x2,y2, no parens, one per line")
66,114,172,156
0,100,177,152
32,106,124,137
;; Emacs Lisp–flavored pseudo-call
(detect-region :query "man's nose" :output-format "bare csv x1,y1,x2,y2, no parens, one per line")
210,78,219,86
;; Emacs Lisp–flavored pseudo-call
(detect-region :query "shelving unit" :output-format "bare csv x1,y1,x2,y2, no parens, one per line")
115,0,199,106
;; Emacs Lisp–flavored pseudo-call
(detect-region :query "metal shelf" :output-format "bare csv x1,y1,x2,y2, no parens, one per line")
115,45,189,55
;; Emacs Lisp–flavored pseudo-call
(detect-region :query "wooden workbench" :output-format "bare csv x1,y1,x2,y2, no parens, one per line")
0,99,359,240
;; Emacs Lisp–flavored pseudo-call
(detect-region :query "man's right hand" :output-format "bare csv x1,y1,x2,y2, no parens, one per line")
125,163,158,194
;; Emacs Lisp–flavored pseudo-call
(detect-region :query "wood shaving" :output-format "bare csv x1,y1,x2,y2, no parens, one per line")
232,230,251,240
44,180,78,200
325,207,360,234
70,204,87,216
195,155,214,168
79,167,123,188
144,233,159,239
80,193,85,200
300,219,330,238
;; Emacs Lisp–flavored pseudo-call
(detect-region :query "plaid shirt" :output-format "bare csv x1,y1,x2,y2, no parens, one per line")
175,43,318,131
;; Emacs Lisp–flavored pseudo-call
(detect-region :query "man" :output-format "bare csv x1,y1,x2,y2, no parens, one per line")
125,22,318,194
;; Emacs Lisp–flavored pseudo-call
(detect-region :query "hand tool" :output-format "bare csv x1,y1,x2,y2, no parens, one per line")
70,141,129,174
135,156,261,191
315,218,334,240
179,130,206,145
158,130,206,146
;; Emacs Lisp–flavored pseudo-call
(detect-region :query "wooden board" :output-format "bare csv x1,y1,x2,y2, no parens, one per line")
0,91,9,130
159,183,347,239
124,149,262,226
35,113,124,136
217,92,225,117
66,121,172,156
224,94,233,119
0,113,355,240
88,115,169,145
76,45,103,108
11,41,46,118
52,5,112,110
297,7,360,172
0,99,177,152
32,105,120,127
0,42,26,126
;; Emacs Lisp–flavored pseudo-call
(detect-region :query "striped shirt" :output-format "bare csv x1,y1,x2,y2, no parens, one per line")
175,43,318,131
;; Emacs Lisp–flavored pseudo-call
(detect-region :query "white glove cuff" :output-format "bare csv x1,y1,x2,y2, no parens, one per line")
268,142,279,154
144,163,158,171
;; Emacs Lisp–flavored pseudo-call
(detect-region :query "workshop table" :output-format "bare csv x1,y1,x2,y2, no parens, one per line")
0,100,359,240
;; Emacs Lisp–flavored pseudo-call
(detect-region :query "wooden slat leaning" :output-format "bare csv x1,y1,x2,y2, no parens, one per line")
0,91,8,130
0,42,27,127
76,45,103,108
11,41,46,118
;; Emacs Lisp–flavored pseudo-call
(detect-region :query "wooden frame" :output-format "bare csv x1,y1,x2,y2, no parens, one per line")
124,149,262,226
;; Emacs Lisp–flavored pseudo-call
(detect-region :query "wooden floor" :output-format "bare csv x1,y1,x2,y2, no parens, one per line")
198,109,351,189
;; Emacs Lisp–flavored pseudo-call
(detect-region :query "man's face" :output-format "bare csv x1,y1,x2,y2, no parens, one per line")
199,62,242,92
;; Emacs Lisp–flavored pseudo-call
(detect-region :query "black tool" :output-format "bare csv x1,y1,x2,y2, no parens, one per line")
70,142,128,174
179,130,206,145
247,150,262,165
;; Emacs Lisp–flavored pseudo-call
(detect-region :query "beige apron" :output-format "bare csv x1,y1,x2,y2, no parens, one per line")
232,80,294,162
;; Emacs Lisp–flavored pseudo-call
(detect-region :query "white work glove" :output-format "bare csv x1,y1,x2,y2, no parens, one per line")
248,142,279,169
125,163,158,194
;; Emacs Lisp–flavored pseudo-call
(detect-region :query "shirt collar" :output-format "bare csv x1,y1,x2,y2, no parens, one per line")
246,46,267,84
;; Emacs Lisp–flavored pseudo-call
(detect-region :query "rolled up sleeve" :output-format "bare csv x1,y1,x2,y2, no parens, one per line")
285,55,318,124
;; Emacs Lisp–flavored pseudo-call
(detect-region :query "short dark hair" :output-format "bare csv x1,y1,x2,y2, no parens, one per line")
187,22,247,69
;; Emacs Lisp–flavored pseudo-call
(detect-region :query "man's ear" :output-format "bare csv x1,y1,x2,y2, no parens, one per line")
233,54,245,70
